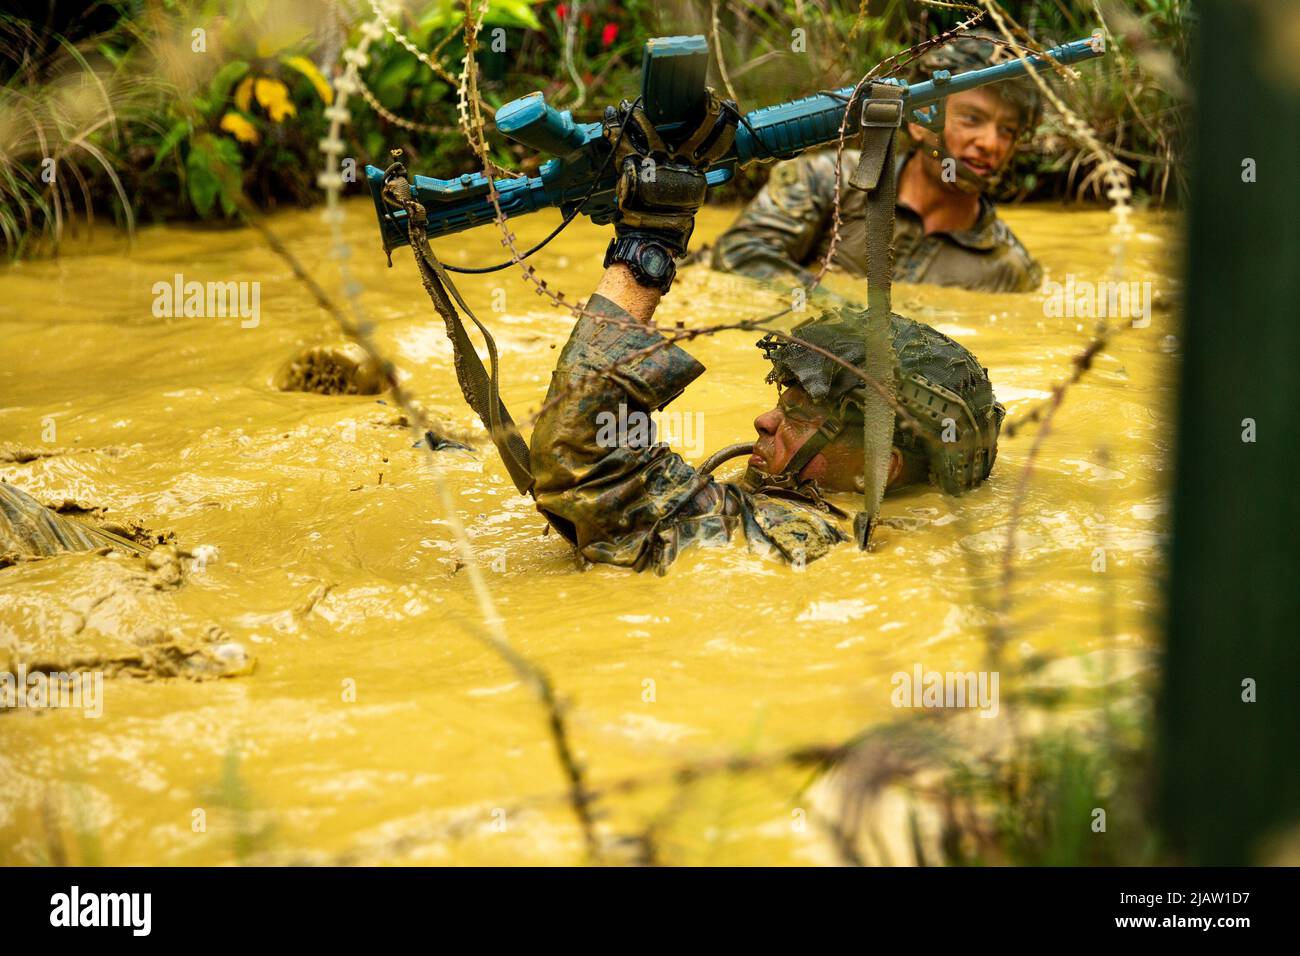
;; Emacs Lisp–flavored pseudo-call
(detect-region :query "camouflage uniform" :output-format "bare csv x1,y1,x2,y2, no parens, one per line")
710,150,1042,294
529,294,1002,574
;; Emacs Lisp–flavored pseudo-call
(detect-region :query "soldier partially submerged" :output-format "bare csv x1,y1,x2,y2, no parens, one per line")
709,35,1043,294
530,95,1004,573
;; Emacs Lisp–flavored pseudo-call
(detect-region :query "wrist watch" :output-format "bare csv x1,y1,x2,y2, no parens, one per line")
604,236,678,293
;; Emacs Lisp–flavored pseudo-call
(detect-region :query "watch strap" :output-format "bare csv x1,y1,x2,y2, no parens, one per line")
604,236,678,293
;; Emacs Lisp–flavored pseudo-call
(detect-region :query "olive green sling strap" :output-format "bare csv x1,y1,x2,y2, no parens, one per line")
379,85,905,530
381,168,535,497
847,82,905,549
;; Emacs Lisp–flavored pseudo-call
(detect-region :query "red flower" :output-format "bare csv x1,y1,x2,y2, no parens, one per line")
601,22,618,47
556,3,567,19
581,12,591,28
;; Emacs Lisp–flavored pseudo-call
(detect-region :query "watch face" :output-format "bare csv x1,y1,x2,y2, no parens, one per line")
641,245,669,277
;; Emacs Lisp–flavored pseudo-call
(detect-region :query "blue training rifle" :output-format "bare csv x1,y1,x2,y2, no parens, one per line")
365,32,1106,257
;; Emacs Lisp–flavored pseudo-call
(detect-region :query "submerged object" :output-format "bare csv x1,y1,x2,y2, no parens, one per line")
0,482,147,561
277,343,384,396
414,430,475,453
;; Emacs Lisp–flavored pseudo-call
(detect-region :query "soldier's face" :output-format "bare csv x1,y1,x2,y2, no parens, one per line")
909,88,1023,189
752,386,902,492
751,386,824,477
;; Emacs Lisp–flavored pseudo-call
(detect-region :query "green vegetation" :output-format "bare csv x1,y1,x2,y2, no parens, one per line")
0,1,1190,258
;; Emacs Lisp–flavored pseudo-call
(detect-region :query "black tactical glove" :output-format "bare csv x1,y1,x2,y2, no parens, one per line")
602,90,739,259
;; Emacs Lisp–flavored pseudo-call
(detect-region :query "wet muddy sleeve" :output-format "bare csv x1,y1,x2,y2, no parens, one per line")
987,220,1044,293
709,152,839,285
1015,245,1044,293
529,295,732,569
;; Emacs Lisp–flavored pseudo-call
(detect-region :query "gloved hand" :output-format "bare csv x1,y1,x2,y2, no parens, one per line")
602,90,739,256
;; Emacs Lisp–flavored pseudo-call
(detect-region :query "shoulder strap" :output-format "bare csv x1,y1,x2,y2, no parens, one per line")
381,169,535,497
847,82,904,549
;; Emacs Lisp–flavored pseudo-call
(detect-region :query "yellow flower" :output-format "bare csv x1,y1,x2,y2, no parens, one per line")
254,78,296,122
284,55,333,105
220,111,260,144
234,76,254,113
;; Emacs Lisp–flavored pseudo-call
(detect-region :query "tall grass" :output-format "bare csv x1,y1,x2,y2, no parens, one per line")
0,0,1193,259
0,15,159,256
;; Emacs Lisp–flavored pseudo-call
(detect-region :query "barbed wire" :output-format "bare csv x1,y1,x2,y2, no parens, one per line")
474,13,1008,451
978,1,1134,267
353,71,460,134
339,0,1138,435
324,0,1144,569
813,5,988,288
264,2,604,863
456,0,595,314
971,0,1136,644
366,0,497,121
248,0,1163,864
247,736,847,865
516,296,927,444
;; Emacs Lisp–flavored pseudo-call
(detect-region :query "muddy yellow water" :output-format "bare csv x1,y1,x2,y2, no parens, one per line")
0,199,1177,865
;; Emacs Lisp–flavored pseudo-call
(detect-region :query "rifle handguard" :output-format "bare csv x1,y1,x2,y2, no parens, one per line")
364,34,1105,250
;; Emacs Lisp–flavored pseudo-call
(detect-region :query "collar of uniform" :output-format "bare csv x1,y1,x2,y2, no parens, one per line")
894,150,1002,252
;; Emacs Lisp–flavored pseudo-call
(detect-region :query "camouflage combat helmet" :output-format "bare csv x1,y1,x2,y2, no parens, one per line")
756,308,1005,495
910,31,1043,133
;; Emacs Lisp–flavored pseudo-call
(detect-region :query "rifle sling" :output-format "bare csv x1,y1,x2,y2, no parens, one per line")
848,82,904,550
383,85,903,524
385,176,535,496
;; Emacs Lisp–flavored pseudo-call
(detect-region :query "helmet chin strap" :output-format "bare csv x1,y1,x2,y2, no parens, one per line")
783,414,845,478
912,125,994,195
743,413,845,490
743,413,887,502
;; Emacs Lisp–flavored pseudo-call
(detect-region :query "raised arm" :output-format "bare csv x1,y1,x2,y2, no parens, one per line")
590,263,662,325
526,95,736,568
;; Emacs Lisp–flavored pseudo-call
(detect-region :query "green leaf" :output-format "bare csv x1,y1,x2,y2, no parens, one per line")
186,134,244,219
97,43,123,67
209,60,251,104
150,119,193,171
186,145,220,218
416,0,457,31
419,0,541,32
210,135,243,172
219,186,239,218
414,79,450,103
372,55,419,110
490,0,542,31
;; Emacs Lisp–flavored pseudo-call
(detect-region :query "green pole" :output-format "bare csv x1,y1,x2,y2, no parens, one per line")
1159,0,1300,864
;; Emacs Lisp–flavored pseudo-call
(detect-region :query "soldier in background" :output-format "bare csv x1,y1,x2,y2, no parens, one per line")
709,34,1043,294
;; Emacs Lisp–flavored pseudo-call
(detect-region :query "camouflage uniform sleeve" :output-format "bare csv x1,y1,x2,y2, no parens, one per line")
988,220,1044,293
529,295,845,572
710,152,842,285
